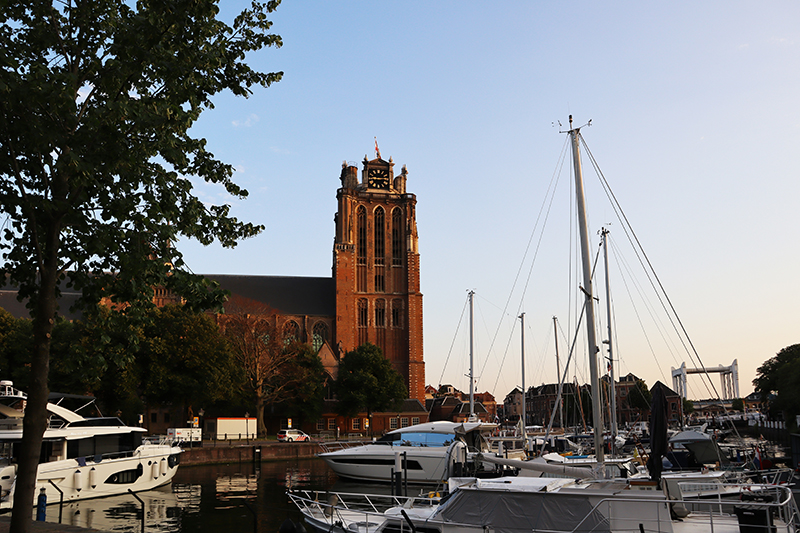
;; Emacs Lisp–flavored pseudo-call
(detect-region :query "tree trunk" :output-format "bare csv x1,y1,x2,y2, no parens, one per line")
256,389,266,438
10,239,59,533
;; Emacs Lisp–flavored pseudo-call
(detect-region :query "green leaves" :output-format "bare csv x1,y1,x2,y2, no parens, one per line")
754,344,800,426
0,0,281,316
0,4,282,520
334,343,408,419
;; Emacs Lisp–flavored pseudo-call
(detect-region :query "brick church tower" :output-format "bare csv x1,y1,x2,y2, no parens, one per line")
333,155,425,402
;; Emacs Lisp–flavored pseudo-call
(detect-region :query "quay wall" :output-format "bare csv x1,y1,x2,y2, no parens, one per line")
180,442,321,466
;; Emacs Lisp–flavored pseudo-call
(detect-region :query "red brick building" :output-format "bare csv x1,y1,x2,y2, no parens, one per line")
332,157,424,402
205,155,425,403
0,154,426,434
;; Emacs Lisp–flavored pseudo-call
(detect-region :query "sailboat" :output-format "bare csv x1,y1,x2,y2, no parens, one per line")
290,117,800,533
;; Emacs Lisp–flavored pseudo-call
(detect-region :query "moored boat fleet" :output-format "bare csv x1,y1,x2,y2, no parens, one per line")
292,416,799,533
288,119,800,533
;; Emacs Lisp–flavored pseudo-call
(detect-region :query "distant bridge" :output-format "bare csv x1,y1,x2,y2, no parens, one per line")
671,359,739,400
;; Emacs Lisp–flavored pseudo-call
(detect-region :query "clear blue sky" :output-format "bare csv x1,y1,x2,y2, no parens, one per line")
180,1,800,401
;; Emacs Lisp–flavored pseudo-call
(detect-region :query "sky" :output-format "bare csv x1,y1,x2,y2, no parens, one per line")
179,1,800,402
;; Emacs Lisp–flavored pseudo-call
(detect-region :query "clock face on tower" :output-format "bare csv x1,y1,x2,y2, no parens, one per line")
368,168,390,189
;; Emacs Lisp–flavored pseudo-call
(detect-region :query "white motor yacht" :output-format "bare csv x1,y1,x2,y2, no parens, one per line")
318,421,517,484
0,380,181,507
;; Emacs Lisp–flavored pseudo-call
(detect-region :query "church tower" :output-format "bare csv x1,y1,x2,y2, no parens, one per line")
333,154,424,402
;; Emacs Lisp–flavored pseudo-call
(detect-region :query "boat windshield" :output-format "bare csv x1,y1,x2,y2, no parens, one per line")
375,432,454,447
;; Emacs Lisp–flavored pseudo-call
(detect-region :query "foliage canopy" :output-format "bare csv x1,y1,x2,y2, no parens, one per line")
627,378,653,412
220,297,325,436
0,1,282,529
334,343,407,423
753,344,800,426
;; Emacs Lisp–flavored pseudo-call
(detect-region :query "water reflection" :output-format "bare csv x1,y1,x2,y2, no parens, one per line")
41,458,337,532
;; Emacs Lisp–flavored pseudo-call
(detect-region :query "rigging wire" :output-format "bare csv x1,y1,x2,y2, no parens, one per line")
609,234,708,392
580,135,733,413
437,292,470,389
530,320,554,387
484,135,571,393
607,235,675,385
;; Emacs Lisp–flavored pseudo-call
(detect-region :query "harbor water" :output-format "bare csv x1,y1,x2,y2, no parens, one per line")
37,458,339,532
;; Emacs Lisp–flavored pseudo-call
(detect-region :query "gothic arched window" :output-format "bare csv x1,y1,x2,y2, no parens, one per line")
356,206,367,291
283,320,299,345
392,299,403,328
313,322,329,352
374,207,385,263
375,299,386,328
374,207,386,292
357,298,368,345
357,206,367,262
392,208,403,266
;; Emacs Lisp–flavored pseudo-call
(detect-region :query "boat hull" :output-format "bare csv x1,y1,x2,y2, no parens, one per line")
0,444,181,508
319,445,453,484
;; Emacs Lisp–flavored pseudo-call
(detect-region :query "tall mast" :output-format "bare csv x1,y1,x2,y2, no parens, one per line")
602,227,618,457
553,316,564,431
568,115,604,464
520,312,526,444
468,290,475,421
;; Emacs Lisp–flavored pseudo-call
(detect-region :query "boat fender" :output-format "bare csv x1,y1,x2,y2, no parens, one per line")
168,454,178,468
73,469,82,492
89,467,97,489
36,488,46,521
160,458,166,476
152,461,159,480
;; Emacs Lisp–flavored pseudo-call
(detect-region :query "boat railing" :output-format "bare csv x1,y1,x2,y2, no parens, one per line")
571,483,800,533
144,435,180,446
487,436,526,455
77,448,139,465
730,467,796,486
288,489,439,527
318,440,374,453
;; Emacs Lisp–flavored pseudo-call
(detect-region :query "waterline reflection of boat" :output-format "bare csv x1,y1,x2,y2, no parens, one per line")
41,483,201,530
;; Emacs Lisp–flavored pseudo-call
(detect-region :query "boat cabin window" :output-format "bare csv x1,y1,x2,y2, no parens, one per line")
0,440,60,464
67,432,142,460
0,442,13,464
375,432,453,447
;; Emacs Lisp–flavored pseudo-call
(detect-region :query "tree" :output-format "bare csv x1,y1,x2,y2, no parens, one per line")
0,2,282,529
135,305,238,421
731,398,744,412
220,298,308,437
627,378,653,412
682,398,695,416
0,309,96,394
754,344,800,426
274,343,327,425
334,343,407,433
